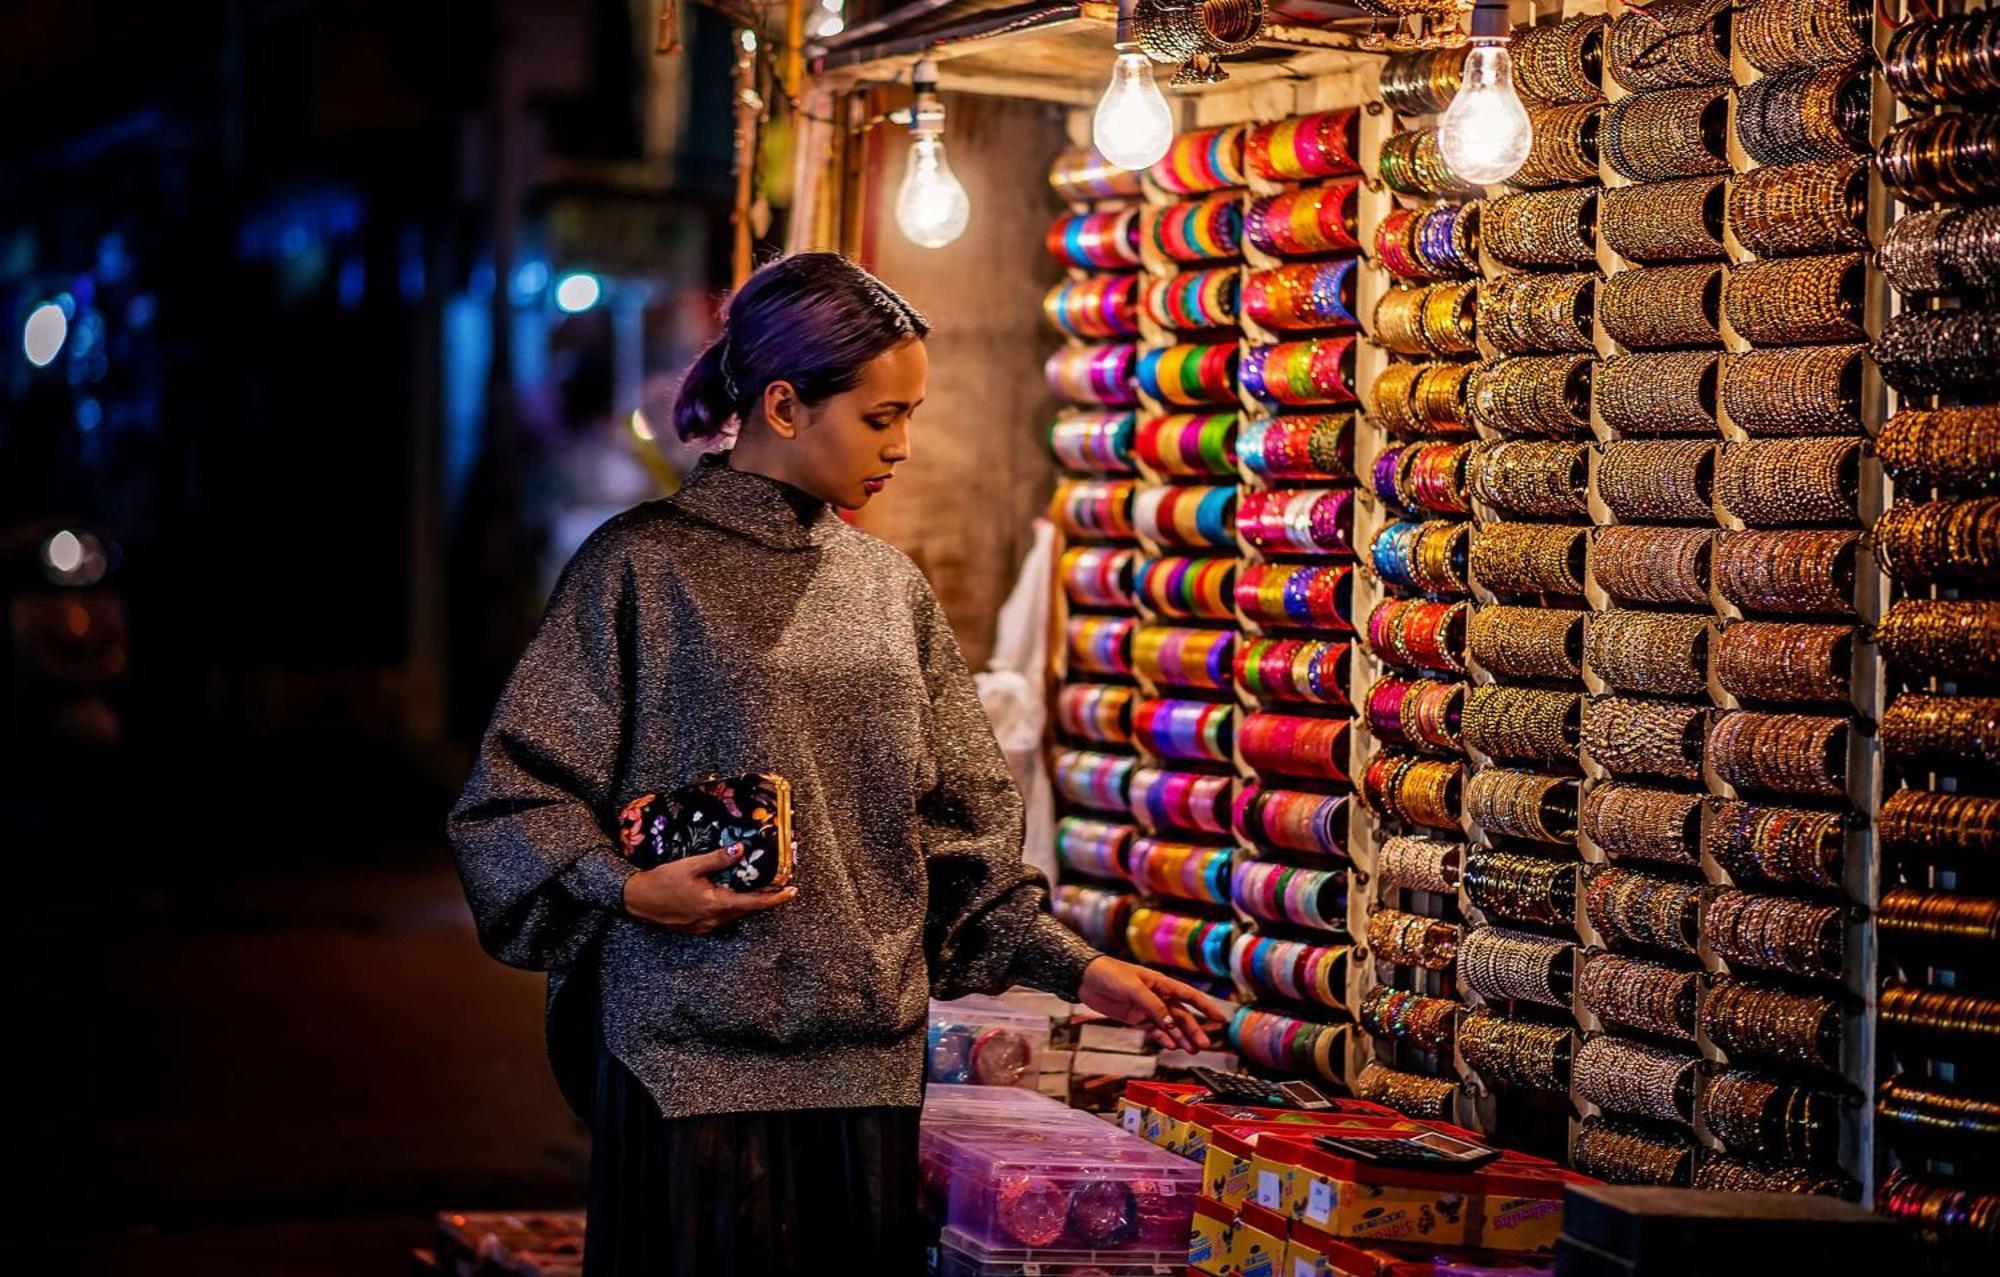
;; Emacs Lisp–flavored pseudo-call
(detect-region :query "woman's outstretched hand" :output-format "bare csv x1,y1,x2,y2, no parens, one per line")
1076,956,1233,1054
621,842,799,934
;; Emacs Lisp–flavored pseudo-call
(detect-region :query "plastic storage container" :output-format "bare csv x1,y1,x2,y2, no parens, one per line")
932,1225,1182,1276
927,995,1052,1089
935,1124,1202,1252
922,1083,1096,1127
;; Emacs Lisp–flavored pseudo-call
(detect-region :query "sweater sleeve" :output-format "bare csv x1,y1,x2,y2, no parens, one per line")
446,524,643,972
912,574,1104,1002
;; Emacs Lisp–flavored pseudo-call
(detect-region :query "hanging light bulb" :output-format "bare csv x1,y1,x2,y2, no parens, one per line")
1438,38,1534,186
1093,46,1174,171
894,57,971,248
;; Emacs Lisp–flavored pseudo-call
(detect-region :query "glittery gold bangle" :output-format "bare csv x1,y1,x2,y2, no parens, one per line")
1601,264,1722,350
1714,622,1855,704
1719,345,1867,436
1478,272,1595,355
1597,440,1716,523
1469,355,1592,437
1467,439,1589,516
1592,526,1713,606
1581,783,1702,865
1586,610,1709,697
1726,159,1870,260
1584,696,1706,781
1595,352,1719,435
1607,0,1732,92
1722,253,1867,346
1483,187,1599,270
1601,176,1726,264
1511,103,1602,190
1511,14,1607,106
1714,530,1858,616
1573,1115,1692,1186
1714,437,1860,527
1604,87,1731,182
1471,521,1588,596
1469,605,1586,678
1736,0,1870,74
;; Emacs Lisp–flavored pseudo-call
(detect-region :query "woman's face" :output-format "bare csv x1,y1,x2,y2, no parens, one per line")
768,339,927,510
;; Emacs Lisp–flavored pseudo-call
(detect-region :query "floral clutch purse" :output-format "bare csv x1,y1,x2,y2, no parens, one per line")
616,773,797,892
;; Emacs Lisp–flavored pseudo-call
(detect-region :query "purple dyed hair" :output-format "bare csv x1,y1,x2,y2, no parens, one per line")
672,252,931,443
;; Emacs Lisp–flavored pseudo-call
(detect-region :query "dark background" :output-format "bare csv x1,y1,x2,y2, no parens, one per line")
1,1,764,1269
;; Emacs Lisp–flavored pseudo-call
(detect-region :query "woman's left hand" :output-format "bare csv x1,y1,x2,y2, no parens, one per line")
1076,956,1233,1053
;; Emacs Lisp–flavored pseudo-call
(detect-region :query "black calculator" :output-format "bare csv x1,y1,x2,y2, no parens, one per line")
1313,1129,1502,1171
1190,1066,1336,1110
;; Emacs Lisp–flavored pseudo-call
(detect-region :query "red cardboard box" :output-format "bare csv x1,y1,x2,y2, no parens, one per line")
1250,1132,1589,1254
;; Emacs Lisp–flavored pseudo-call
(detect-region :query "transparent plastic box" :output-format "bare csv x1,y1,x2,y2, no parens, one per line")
935,1124,1201,1253
922,1083,1100,1128
927,995,1053,1089
933,1224,1182,1276
920,1107,1118,1220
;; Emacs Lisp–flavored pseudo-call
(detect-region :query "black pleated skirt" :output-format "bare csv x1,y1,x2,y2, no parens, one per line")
581,1014,926,1276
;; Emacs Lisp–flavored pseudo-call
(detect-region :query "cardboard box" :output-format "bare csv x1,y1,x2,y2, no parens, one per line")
1133,1081,1209,1147
1207,1118,1424,1211
1251,1133,1587,1254
1073,1048,1161,1079
1229,1203,1290,1277
1080,1022,1154,1053
1284,1221,1558,1277
1190,1195,1234,1275
1166,1093,1399,1165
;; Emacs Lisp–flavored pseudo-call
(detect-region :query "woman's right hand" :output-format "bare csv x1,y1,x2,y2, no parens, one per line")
621,842,799,934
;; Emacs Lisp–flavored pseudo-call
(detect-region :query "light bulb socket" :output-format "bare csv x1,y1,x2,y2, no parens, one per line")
910,54,944,135
1468,0,1510,40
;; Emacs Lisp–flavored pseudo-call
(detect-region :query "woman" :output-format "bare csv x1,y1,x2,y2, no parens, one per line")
447,252,1228,1276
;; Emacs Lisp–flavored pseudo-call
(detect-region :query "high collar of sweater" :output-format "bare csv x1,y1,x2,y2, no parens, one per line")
669,449,835,550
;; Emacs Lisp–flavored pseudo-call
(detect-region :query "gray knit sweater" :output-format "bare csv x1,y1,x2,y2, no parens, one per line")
447,450,1101,1119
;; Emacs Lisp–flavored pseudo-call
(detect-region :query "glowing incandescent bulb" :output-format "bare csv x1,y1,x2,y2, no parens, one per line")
894,58,971,248
896,133,971,248
1093,48,1173,171
1439,42,1533,186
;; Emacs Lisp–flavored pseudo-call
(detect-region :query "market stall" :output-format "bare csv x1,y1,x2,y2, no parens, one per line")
770,0,2000,1267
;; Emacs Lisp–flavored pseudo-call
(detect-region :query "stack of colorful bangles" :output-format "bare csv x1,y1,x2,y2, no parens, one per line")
1127,905,1237,977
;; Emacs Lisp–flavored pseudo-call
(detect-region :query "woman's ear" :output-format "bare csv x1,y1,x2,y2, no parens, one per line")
762,379,802,438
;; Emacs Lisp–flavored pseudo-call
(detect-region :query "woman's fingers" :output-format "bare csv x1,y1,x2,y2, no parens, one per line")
714,884,800,916
1166,1001,1211,1050
1125,978,1202,1052
677,841,748,877
1150,971,1234,1025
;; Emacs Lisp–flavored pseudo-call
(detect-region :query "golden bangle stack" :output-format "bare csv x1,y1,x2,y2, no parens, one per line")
1472,521,1587,596
1595,353,1719,435
1598,440,1717,523
1483,187,1599,270
1511,14,1608,107
1477,272,1595,354
1511,104,1602,190
1722,253,1867,346
1580,783,1702,865
1584,696,1706,781
1719,345,1867,436
1586,610,1710,697
1601,264,1722,350
1469,355,1592,437
1602,176,1727,263
1715,437,1860,527
1607,0,1733,92
1467,440,1589,517
1463,685,1583,764
1468,605,1586,679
